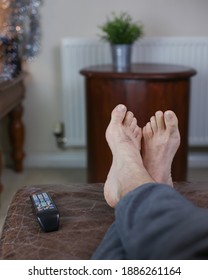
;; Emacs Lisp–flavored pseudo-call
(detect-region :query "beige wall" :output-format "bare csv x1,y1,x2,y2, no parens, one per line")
22,0,208,167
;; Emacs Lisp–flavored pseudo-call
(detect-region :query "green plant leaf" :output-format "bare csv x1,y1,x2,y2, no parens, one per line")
98,12,143,44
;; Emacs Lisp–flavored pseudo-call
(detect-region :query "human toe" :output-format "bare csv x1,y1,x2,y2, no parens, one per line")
150,116,157,133
134,126,142,138
124,111,134,127
111,104,127,124
155,111,165,130
164,111,180,145
130,117,137,131
164,110,178,129
144,122,153,138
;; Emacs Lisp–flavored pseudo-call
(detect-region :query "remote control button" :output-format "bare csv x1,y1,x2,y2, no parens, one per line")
31,192,60,232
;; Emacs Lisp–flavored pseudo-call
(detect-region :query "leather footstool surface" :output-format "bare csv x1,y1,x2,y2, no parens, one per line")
174,181,208,208
0,183,114,260
1,181,208,260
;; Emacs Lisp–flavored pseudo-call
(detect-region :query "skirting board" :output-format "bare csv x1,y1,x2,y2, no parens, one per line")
24,150,87,168
188,152,208,169
24,151,208,169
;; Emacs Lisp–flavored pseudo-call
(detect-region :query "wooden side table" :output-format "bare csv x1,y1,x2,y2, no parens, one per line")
0,74,25,192
80,63,196,183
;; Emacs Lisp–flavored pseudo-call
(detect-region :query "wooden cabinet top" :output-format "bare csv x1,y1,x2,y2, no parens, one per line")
80,63,196,80
0,72,26,91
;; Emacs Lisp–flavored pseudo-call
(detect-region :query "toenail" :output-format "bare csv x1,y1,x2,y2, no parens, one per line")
165,111,173,120
155,111,163,117
117,104,126,112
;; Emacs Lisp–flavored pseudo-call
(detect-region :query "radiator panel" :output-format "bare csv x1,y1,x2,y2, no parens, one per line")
61,37,208,147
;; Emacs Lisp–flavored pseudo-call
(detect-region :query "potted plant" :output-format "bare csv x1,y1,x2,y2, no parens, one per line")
99,12,143,70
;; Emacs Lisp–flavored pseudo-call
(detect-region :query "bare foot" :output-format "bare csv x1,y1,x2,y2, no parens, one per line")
142,111,180,187
104,104,154,208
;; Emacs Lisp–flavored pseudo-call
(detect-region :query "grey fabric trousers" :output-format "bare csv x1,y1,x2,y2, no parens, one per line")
92,183,208,259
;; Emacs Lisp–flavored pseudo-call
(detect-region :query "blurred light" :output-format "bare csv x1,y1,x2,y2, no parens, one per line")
1,0,10,9
16,26,21,32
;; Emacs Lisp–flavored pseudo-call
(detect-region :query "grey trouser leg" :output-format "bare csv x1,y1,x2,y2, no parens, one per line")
92,183,208,259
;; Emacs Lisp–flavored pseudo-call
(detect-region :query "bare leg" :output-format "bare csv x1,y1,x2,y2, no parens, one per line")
142,111,180,187
104,104,154,208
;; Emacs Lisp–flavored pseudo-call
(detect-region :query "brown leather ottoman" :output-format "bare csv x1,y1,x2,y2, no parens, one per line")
0,182,208,260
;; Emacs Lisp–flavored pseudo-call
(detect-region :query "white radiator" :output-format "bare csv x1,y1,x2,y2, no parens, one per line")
61,37,208,147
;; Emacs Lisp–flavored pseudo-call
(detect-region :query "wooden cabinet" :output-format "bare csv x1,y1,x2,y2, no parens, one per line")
80,63,196,183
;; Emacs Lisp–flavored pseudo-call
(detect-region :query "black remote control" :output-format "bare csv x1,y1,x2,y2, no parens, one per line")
30,192,60,232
